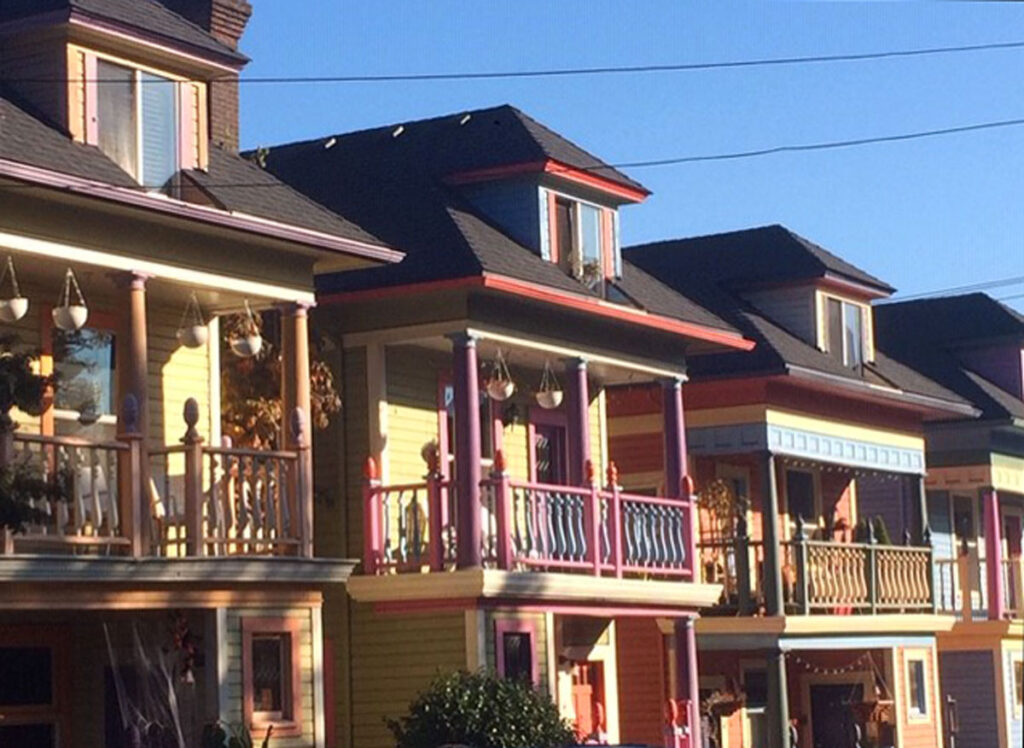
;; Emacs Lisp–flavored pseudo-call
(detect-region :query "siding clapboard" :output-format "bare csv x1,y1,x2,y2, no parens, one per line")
938,650,997,748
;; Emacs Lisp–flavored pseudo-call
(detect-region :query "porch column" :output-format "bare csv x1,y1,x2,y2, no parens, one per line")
564,357,590,486
118,272,150,441
761,452,785,617
673,617,702,748
279,302,313,556
914,474,931,544
767,648,791,748
983,486,1005,620
662,376,687,498
450,333,482,568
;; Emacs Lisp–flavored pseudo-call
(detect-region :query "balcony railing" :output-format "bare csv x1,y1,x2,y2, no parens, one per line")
935,554,1024,619
699,519,936,615
1,397,312,558
362,452,697,580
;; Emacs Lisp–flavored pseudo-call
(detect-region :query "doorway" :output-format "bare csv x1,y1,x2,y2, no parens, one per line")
809,683,864,748
570,660,605,742
0,627,69,748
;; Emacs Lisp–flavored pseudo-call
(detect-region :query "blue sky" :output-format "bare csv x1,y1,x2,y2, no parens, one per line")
239,1,1024,308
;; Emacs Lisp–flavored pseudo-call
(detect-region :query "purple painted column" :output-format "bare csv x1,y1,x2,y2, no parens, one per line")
983,487,1005,620
662,376,688,498
564,357,590,486
674,617,702,748
450,333,482,568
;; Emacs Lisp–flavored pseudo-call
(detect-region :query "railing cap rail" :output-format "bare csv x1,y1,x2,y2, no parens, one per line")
13,432,129,451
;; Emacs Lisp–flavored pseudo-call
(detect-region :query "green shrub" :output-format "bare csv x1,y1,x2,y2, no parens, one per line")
387,670,577,748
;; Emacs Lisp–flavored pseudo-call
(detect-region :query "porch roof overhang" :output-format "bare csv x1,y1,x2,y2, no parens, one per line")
0,159,403,266
689,614,955,650
347,568,722,615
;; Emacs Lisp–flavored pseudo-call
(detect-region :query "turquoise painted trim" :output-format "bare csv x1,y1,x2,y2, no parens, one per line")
686,422,925,474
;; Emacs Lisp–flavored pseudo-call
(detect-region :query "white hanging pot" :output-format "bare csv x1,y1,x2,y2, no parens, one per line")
228,299,262,358
175,292,209,349
0,296,28,323
230,333,263,358
535,389,563,410
0,256,29,322
53,268,89,331
486,378,515,401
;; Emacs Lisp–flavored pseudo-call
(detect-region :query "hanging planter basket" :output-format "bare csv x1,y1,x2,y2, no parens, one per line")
535,360,563,409
52,268,88,331
485,349,515,401
175,292,209,349
228,300,263,358
0,256,28,323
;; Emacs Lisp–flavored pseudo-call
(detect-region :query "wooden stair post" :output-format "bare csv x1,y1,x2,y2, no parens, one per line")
181,398,204,557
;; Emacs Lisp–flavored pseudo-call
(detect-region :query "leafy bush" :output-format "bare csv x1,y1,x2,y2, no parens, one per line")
200,721,271,748
387,670,577,748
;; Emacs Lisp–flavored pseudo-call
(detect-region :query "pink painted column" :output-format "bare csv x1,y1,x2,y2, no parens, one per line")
673,617,702,748
662,376,688,499
564,357,591,486
983,487,1005,620
450,333,482,568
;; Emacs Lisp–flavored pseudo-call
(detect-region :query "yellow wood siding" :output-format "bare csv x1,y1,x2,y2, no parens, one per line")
224,607,317,748
348,604,467,748
385,346,445,484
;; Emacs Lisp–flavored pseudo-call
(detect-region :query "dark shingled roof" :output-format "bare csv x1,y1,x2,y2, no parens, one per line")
0,0,247,63
624,229,966,406
0,90,385,247
876,294,1024,420
255,106,739,336
627,224,895,293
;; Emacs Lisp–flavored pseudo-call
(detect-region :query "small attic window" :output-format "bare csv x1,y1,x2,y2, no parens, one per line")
95,60,181,190
541,189,621,295
823,295,870,369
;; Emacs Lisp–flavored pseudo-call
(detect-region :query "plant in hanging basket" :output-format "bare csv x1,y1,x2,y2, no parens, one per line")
534,360,563,409
0,256,28,323
228,300,263,358
485,349,515,401
52,268,88,331
175,292,209,349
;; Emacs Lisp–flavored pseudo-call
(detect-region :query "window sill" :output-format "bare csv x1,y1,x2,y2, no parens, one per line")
250,716,302,739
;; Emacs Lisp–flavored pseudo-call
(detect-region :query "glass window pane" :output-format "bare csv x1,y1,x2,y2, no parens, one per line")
97,61,137,178
844,303,864,369
140,73,179,189
502,632,533,682
786,470,816,523
252,635,286,714
53,328,116,417
827,298,843,362
0,724,55,748
1014,660,1022,711
580,204,602,267
0,647,52,706
908,660,927,714
743,669,767,709
554,198,575,267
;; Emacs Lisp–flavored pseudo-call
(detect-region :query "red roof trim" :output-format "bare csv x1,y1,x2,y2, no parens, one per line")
319,273,754,350
445,159,649,202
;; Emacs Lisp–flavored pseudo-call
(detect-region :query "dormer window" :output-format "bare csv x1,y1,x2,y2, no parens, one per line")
96,60,180,189
543,189,620,295
824,295,868,369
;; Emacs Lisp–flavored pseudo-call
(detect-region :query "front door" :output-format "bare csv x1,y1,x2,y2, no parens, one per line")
810,683,864,748
0,627,69,748
570,661,605,742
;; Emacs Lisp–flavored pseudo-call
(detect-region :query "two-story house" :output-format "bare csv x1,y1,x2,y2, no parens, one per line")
612,226,976,748
0,2,400,746
876,293,1024,748
257,106,757,748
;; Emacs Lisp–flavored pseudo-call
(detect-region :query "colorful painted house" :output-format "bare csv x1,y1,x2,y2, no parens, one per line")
257,106,759,748
876,293,1024,748
611,226,977,748
0,2,400,746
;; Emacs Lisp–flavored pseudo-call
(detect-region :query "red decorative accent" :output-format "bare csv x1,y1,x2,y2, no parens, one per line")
363,456,378,481
585,458,596,485
600,209,615,280
494,448,507,473
444,159,650,202
682,475,695,496
606,462,619,487
494,618,540,686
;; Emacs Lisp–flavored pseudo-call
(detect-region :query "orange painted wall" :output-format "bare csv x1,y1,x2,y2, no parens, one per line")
896,646,941,748
614,617,667,746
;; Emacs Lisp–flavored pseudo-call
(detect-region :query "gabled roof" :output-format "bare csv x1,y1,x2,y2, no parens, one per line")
876,294,1024,421
627,224,895,294
0,0,247,64
624,229,968,409
0,90,390,252
255,107,741,339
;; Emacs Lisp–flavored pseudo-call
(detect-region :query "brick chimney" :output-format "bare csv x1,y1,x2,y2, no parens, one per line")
158,0,252,152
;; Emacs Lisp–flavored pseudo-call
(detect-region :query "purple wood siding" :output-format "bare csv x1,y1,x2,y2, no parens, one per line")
939,650,997,748
856,474,910,541
958,343,1024,399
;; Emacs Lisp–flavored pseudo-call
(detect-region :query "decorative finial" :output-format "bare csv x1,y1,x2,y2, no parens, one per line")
182,397,201,443
364,456,379,481
606,461,619,487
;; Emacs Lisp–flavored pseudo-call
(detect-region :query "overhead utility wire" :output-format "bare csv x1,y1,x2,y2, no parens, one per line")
893,274,1024,301
2,114,1022,191
7,39,1024,84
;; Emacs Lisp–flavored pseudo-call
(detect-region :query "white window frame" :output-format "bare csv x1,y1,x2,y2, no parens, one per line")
546,189,619,288
1011,650,1023,720
818,292,873,367
904,652,931,722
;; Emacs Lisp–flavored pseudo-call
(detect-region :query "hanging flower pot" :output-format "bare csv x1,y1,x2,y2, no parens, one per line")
485,349,515,401
0,256,28,323
52,268,88,331
175,292,209,349
535,360,563,409
228,299,263,358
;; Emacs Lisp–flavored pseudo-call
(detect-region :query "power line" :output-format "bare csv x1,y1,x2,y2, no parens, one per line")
5,39,1024,85
2,113,1022,192
893,274,1024,301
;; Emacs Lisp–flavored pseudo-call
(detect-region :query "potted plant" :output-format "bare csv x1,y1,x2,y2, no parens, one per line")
535,361,563,409
0,256,28,323
228,300,263,358
485,350,515,401
176,292,209,349
52,268,88,331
